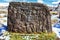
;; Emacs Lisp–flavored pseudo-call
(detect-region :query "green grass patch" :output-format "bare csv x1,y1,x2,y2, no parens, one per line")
8,32,57,40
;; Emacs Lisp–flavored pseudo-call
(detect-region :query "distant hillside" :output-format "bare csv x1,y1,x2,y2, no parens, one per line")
0,5,8,14
0,6,8,9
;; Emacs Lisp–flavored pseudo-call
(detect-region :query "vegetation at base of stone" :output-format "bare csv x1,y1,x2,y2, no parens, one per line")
8,2,51,33
10,34,23,40
10,32,56,40
39,32,56,40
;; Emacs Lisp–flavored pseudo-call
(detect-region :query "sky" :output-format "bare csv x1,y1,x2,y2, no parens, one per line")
0,0,60,7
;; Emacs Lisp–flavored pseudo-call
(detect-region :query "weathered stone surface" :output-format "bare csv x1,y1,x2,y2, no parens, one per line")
8,2,51,33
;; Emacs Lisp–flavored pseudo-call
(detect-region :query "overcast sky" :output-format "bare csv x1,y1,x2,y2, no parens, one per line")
0,0,60,7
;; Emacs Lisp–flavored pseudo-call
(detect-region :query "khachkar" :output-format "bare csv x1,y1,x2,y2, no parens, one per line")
8,2,52,33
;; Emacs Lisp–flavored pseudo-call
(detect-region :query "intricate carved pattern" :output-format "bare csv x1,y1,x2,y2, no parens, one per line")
8,2,51,33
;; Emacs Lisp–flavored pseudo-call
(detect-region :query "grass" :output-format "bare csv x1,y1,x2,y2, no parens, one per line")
8,32,57,40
